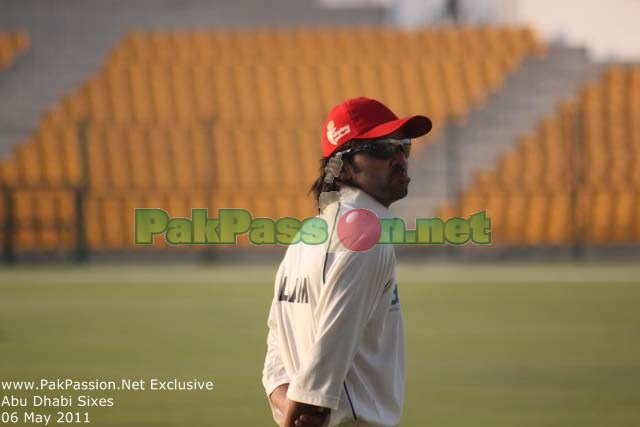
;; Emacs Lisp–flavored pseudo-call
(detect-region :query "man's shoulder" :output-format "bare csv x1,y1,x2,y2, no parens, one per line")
339,243,394,266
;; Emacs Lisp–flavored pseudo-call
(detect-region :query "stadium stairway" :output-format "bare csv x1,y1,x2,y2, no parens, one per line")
393,45,603,221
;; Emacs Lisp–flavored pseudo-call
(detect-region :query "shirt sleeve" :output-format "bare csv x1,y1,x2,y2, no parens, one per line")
286,245,393,409
262,296,290,425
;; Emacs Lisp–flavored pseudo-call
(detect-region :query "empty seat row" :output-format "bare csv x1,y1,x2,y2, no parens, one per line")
51,57,506,126
1,191,317,251
438,190,640,245
437,65,640,245
0,124,323,192
0,25,548,253
107,26,544,66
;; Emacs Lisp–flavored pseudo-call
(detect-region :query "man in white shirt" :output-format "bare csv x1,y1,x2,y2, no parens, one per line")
262,97,432,427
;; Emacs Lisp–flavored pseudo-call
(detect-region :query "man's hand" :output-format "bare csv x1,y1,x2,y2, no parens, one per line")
281,399,329,427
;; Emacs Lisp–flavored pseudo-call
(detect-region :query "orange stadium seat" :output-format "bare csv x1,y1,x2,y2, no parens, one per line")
2,25,546,252
438,66,640,246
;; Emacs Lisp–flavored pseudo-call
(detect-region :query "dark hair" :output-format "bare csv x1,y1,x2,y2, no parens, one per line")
308,140,363,210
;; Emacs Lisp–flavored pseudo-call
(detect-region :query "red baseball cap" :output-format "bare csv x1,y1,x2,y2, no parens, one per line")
321,97,432,157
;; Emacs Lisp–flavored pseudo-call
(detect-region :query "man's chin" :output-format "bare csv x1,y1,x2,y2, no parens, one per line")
390,186,409,204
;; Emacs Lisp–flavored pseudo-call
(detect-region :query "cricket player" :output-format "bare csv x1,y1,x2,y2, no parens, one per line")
262,97,432,427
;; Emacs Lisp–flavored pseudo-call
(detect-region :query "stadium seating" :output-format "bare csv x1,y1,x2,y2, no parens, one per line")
0,29,29,70
437,66,640,245
0,26,544,252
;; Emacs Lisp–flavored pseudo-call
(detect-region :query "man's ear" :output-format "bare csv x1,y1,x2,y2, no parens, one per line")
338,160,355,182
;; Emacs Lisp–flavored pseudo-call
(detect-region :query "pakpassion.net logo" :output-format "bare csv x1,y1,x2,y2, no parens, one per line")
135,208,491,251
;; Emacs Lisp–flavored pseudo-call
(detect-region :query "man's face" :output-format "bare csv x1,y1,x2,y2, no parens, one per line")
342,130,411,207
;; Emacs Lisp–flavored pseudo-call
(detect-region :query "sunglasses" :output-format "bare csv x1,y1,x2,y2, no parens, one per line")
340,138,412,159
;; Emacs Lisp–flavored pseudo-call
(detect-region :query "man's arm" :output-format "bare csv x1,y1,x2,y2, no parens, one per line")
271,384,329,427
286,246,393,410
269,383,289,416
280,398,329,427
263,299,291,424
263,301,327,427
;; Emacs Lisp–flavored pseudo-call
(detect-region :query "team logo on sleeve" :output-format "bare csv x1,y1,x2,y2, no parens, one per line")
278,276,309,304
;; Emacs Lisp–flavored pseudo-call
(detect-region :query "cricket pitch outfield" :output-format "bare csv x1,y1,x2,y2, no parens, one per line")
0,262,639,426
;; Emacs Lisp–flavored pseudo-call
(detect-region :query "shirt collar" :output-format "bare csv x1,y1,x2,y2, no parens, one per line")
338,185,393,219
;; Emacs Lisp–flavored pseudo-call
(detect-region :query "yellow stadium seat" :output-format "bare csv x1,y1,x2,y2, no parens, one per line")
233,128,261,190
85,77,110,122
275,65,302,120
15,229,37,251
129,64,154,122
104,128,131,189
105,65,133,124
194,65,216,118
167,127,195,190
148,128,174,189
62,92,88,121
485,193,505,225
86,126,108,190
274,128,302,191
524,194,547,245
103,197,125,249
149,65,174,122
84,197,103,251
16,141,43,186
316,63,345,114
211,127,237,190
254,66,279,120
37,190,57,227
253,196,275,218
297,64,324,120
37,129,64,186
123,195,141,250
460,192,484,217
588,192,612,244
611,191,635,242
3,26,557,252
233,65,260,121
125,127,152,189
13,190,34,227
253,129,278,190
634,193,640,241
58,123,82,186
440,59,468,121
544,193,571,245
274,196,297,219
498,150,522,188
190,124,213,187
0,158,18,187
461,58,487,105
170,65,197,121
142,195,169,249
502,193,526,244
518,135,543,189
438,27,464,58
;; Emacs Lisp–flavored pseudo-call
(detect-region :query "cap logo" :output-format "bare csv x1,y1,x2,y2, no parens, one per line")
326,120,351,146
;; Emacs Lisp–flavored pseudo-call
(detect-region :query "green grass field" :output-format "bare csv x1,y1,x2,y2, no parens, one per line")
1,263,639,426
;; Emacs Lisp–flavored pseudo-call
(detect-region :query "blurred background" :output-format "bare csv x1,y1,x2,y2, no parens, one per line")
0,0,638,426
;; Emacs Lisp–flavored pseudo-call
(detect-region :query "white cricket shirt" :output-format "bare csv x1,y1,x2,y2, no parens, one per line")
262,186,405,427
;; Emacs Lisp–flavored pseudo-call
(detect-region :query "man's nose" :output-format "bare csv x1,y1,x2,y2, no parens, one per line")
390,148,408,168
